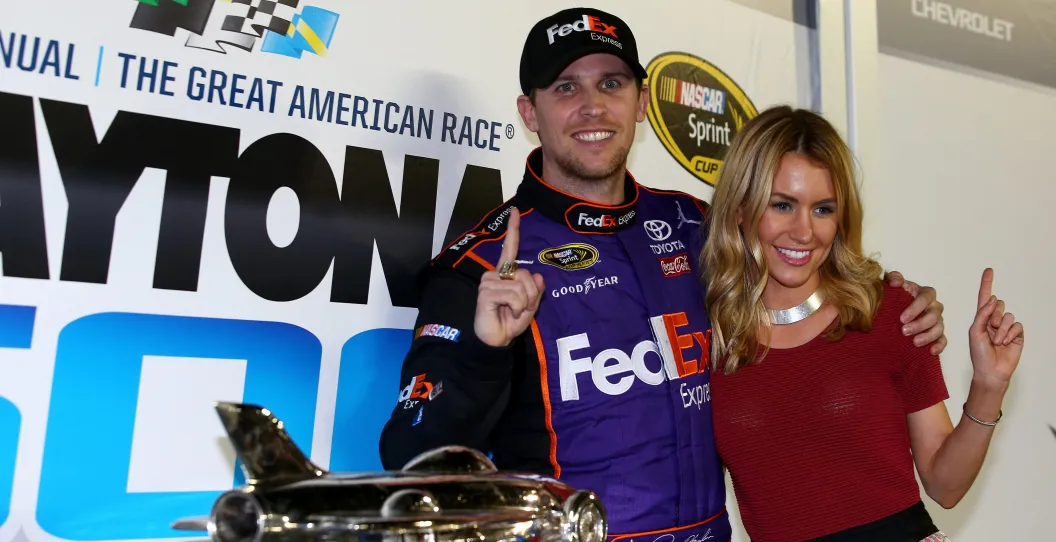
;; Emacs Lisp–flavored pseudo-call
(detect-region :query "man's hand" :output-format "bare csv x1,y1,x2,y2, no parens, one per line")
885,270,947,355
474,208,545,347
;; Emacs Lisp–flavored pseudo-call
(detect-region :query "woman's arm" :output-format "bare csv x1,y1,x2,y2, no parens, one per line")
906,268,1024,509
907,381,1007,508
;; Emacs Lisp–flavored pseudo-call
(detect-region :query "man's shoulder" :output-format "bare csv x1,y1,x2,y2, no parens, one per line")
429,200,521,276
637,184,710,218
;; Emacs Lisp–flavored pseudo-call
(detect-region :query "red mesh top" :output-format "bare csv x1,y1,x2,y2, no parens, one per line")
711,284,949,541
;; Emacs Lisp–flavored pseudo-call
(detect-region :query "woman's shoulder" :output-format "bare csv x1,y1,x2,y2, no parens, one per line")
879,282,915,309
871,282,916,334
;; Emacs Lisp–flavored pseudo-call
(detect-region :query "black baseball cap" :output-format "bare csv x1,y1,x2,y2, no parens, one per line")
519,7,648,96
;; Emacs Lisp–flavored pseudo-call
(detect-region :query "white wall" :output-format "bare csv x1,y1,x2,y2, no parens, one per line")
873,52,1056,541
839,1,1056,539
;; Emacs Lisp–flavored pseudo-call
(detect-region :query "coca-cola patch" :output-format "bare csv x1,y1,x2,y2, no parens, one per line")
659,253,692,278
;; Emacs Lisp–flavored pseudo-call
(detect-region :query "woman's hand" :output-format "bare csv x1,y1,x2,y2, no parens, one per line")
969,268,1024,391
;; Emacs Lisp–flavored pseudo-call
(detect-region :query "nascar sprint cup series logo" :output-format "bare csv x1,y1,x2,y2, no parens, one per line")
646,52,757,186
538,243,600,271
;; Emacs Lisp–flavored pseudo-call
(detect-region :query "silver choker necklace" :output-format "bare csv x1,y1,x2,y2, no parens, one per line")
767,290,824,325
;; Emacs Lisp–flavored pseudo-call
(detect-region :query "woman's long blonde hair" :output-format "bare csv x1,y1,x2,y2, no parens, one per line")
702,105,884,374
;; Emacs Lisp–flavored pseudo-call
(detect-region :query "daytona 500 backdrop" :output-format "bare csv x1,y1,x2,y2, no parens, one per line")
0,1,813,540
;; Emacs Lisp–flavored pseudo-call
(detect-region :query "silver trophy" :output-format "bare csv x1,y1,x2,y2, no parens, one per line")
172,402,608,542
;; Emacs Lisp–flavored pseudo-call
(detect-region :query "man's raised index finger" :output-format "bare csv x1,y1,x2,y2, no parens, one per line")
499,207,521,264
977,267,994,309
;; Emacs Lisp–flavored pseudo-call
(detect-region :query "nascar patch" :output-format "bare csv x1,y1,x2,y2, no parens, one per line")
415,324,461,342
538,243,599,271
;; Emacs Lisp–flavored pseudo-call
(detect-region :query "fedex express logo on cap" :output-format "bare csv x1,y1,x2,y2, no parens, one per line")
547,14,619,44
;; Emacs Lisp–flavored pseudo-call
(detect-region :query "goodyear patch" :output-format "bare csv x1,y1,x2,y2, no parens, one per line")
538,243,599,271
645,51,758,186
415,324,461,342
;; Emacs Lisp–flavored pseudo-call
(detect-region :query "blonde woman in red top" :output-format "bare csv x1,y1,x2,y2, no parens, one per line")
701,105,1025,542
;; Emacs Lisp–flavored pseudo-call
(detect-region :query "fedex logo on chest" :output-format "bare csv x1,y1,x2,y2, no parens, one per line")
556,312,712,409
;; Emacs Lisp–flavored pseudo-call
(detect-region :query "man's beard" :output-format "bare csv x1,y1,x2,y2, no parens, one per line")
554,144,630,182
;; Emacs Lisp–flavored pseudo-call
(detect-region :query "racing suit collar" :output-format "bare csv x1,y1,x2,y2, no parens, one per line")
517,147,639,234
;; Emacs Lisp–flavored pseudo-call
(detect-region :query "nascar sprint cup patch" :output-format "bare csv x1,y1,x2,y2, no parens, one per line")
645,51,758,187
538,243,599,271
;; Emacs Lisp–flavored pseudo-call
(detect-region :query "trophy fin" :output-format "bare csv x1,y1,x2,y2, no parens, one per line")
215,401,325,485
170,516,209,531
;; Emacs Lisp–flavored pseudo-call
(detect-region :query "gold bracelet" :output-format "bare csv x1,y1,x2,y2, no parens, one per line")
963,402,1002,427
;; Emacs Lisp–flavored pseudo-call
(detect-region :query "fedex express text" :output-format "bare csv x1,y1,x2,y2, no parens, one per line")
557,311,712,410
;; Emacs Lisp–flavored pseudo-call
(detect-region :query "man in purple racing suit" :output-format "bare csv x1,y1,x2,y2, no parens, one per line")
378,7,949,540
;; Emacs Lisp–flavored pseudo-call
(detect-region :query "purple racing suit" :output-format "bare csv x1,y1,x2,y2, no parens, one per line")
379,148,730,540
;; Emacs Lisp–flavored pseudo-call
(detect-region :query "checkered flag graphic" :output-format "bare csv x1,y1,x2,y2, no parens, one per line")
221,0,299,37
131,0,214,37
